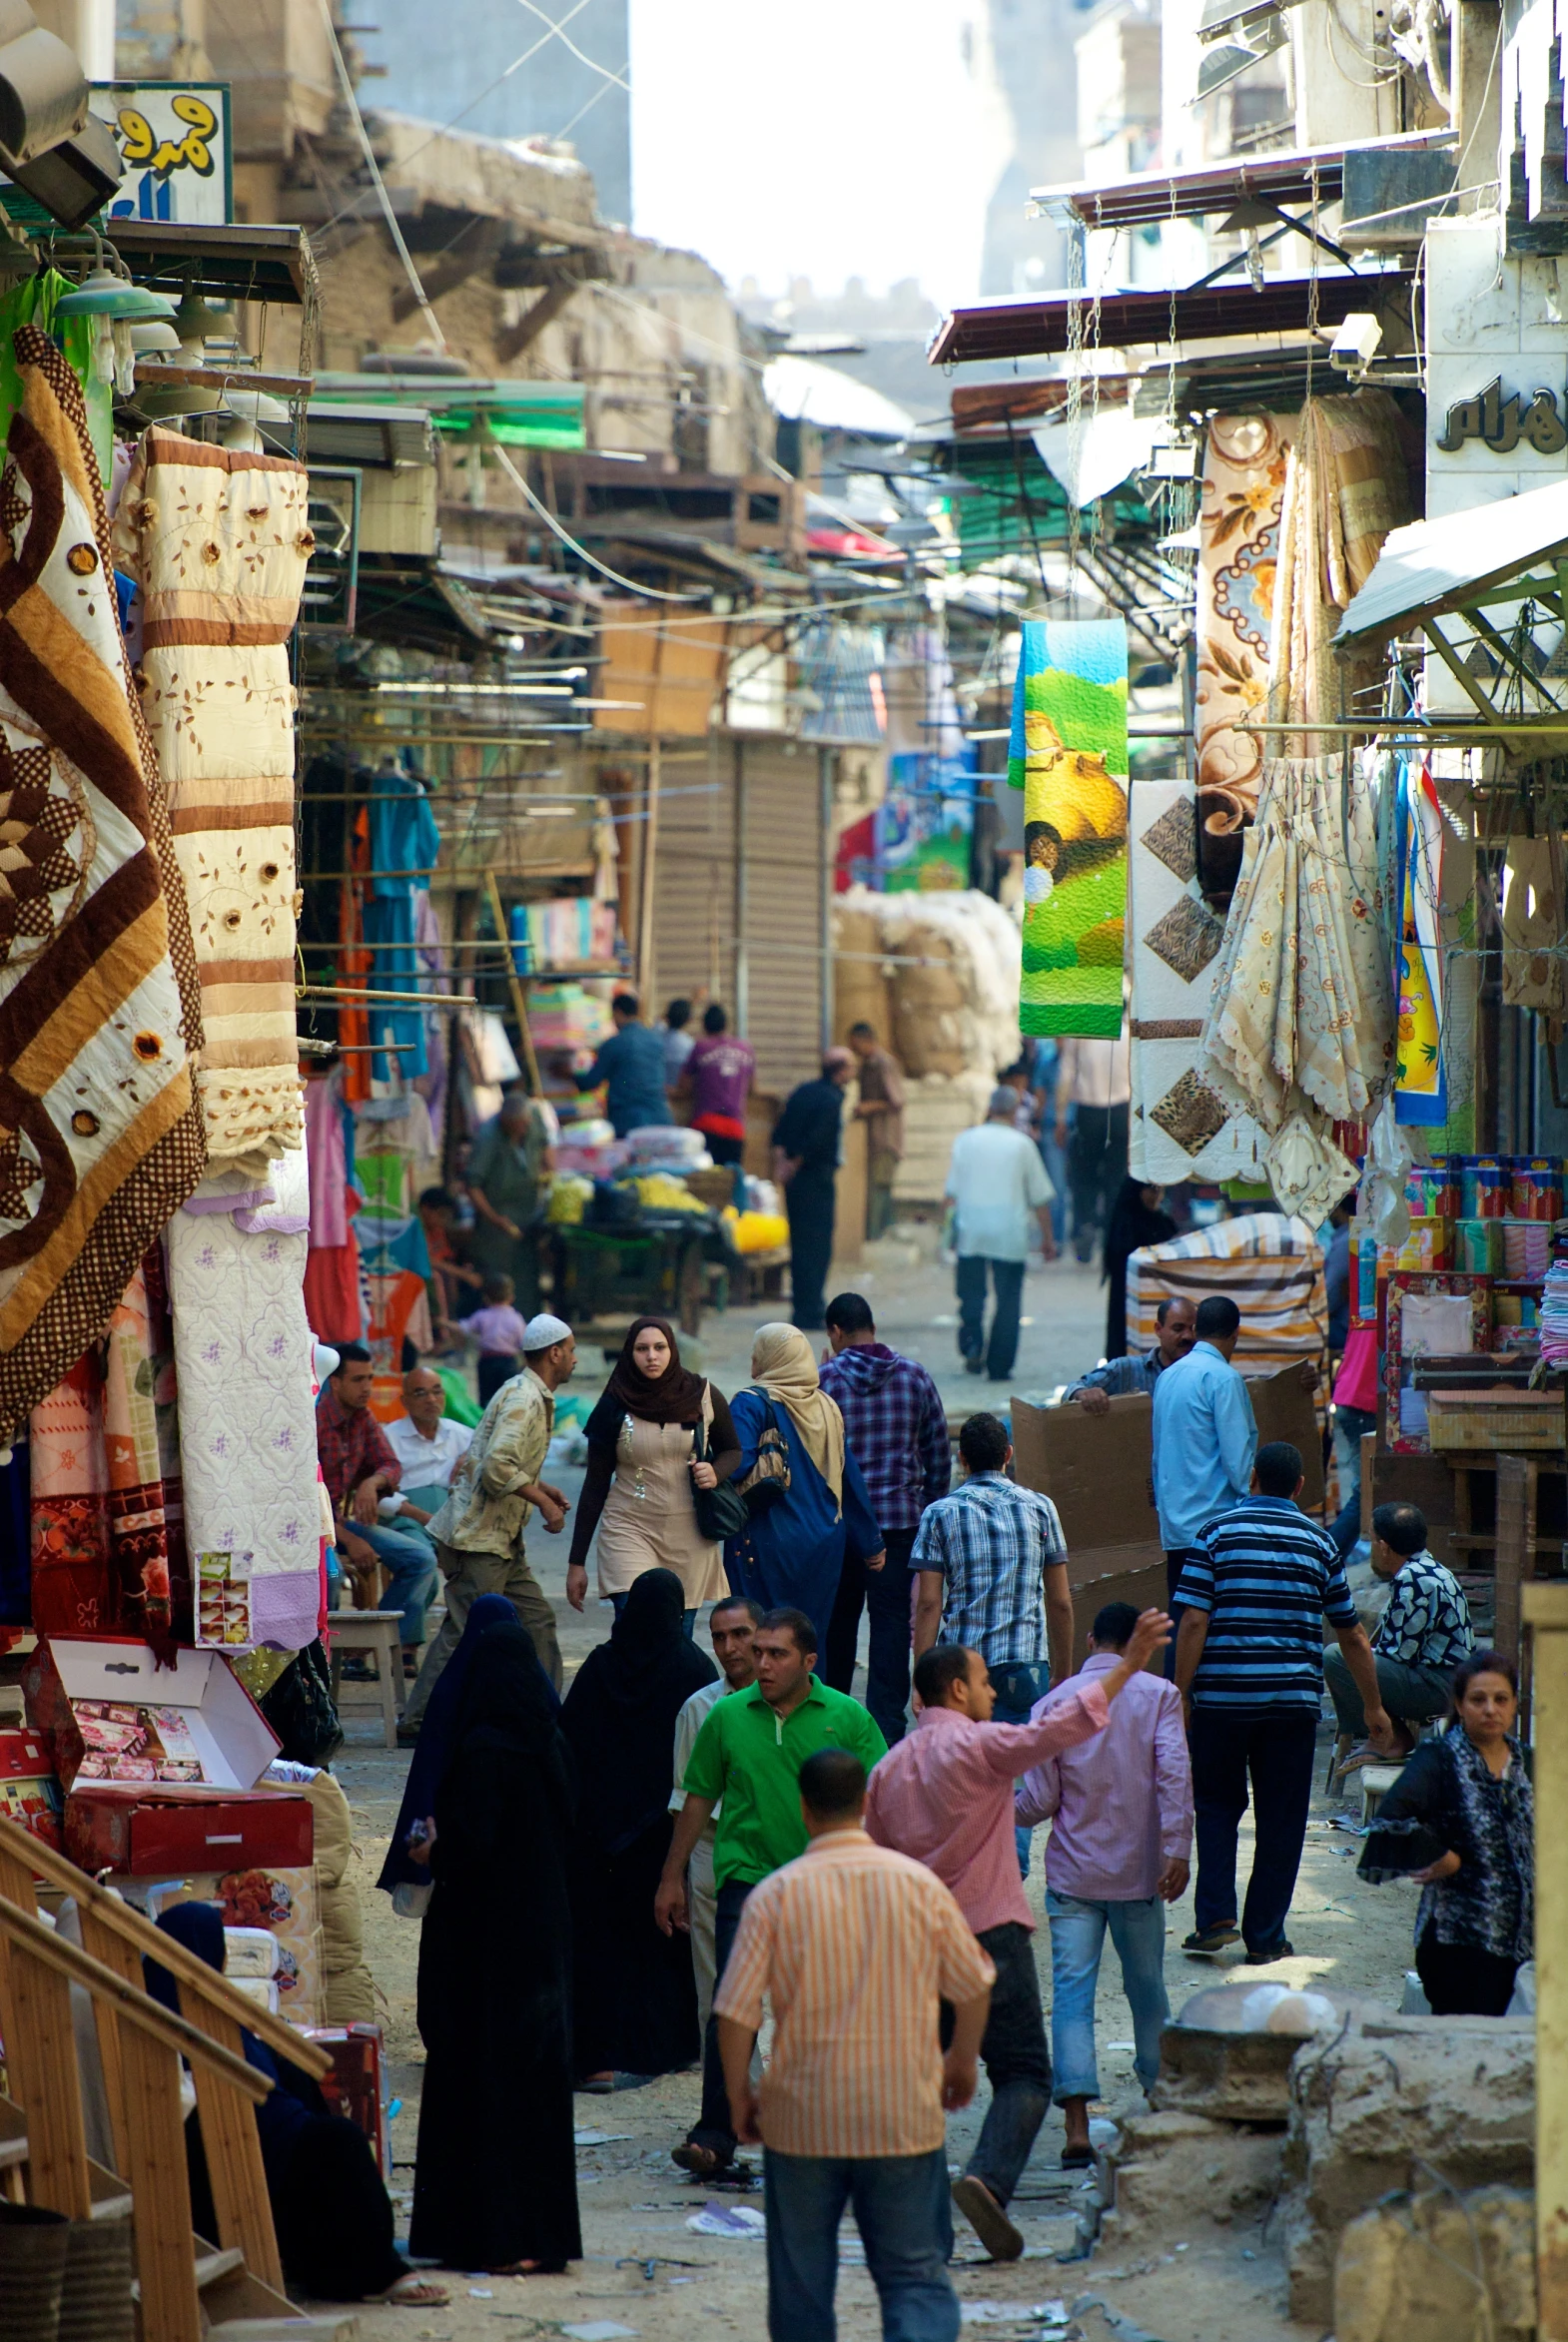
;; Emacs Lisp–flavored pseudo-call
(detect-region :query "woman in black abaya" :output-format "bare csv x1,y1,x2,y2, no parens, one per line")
1103,1177,1176,1358
409,1622,580,2274
560,1566,716,2086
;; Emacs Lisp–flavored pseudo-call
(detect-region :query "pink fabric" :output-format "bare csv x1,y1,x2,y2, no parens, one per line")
305,1079,349,1248
1333,1324,1379,1413
864,1681,1110,1935
1015,1655,1193,1902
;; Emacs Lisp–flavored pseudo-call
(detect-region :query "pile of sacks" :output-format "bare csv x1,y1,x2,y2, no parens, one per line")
833,885,1021,1077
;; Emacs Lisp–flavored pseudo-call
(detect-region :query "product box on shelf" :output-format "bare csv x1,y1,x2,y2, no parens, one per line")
65,1783,313,1877
22,1638,279,1794
115,1866,325,2026
0,1729,64,1849
304,2023,391,2171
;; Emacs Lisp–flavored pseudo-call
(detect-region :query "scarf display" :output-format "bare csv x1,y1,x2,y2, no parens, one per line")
1128,776,1268,1184
1009,618,1129,1038
749,1321,845,1504
166,1147,321,1651
0,327,207,1445
111,426,313,1170
590,1314,708,1433
1195,411,1293,905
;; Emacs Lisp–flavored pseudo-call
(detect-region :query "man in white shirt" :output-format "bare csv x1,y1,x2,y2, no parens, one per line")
668,1594,763,2031
379,1367,475,1559
946,1088,1056,1383
1054,1033,1132,1263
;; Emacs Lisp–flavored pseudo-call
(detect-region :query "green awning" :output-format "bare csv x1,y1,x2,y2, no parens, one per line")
314,374,586,449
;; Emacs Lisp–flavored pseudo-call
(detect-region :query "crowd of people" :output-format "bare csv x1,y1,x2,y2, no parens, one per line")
292,1254,1542,2342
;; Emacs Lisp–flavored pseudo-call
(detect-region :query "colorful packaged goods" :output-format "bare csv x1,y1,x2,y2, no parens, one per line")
23,1639,279,1794
1454,1219,1505,1275
197,1551,253,1650
0,1730,63,1848
304,2023,392,2171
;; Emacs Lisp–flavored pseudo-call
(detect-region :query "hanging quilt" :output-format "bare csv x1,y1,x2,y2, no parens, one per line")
166,1147,322,1653
1394,760,1447,1126
112,427,313,1168
1008,619,1129,1038
0,327,206,1445
1196,412,1293,904
1127,776,1268,1184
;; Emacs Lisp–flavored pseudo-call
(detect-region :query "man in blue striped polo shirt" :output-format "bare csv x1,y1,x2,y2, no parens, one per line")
1173,1440,1391,1962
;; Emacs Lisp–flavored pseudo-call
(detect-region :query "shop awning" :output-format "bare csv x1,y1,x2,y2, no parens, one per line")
106,221,316,306
314,374,585,448
1029,129,1455,231
929,267,1413,366
1336,477,1568,648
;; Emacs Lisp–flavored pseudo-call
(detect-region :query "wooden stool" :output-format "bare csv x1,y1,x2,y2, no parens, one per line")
1359,1764,1404,1827
330,1610,404,1750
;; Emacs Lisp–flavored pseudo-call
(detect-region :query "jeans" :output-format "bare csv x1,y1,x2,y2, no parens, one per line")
1046,1889,1170,2101
476,1351,522,1407
1038,1129,1069,1250
945,1922,1051,2207
824,1527,917,1746
1163,1548,1201,1681
787,1167,837,1331
1329,1404,1376,1555
956,1255,1026,1380
692,1878,754,2158
1068,1102,1129,1252
353,1519,438,1647
608,1589,698,1638
764,2145,958,2342
1323,1645,1453,1739
990,1660,1049,1877
1189,1707,1317,1954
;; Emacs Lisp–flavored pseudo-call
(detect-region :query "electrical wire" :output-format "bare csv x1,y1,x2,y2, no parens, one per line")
511,0,628,92
314,0,448,350
491,439,731,602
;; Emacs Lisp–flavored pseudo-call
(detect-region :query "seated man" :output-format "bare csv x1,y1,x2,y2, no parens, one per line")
1063,1296,1196,1412
380,1367,474,1552
1326,1501,1473,1761
316,1343,439,1673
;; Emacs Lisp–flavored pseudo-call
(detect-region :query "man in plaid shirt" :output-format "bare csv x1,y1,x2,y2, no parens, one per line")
316,1342,439,1666
820,1291,950,1745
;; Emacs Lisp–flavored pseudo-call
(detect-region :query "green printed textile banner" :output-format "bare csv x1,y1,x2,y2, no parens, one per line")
1008,619,1129,1037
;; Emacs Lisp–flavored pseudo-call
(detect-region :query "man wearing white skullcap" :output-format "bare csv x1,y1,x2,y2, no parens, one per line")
401,1313,578,1737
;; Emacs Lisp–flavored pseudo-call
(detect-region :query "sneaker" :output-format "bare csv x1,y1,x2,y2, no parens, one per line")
1182,1922,1240,1954
1241,1939,1294,1963
951,2174,1023,2262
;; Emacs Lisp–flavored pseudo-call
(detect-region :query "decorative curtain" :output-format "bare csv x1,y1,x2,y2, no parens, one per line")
1009,618,1129,1037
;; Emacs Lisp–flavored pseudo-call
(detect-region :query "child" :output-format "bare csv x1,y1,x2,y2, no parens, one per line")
460,1274,530,1406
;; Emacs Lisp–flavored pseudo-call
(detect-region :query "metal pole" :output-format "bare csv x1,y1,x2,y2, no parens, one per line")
639,737,661,1009
1526,1581,1568,2339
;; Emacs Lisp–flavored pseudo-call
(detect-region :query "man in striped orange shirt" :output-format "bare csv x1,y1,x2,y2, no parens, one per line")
716,1748,994,2342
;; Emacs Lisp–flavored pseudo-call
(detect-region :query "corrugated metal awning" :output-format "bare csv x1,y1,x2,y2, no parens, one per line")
1029,129,1455,231
929,268,1412,366
1335,477,1568,648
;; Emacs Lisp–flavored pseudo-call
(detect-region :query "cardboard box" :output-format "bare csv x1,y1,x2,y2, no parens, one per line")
304,2023,390,2172
65,1784,313,1877
117,1866,325,2027
22,1639,279,1794
0,1729,63,1849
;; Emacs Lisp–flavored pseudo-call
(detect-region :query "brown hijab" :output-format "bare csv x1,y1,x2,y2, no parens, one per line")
586,1315,707,1438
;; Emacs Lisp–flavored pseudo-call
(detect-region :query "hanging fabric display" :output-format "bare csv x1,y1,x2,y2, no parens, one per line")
1195,412,1294,905
1501,833,1566,1019
1394,760,1447,1125
1009,618,1129,1038
364,761,441,1081
29,1356,111,1635
111,425,313,1169
1128,775,1267,1183
102,1247,185,1653
0,327,207,1445
166,1147,322,1652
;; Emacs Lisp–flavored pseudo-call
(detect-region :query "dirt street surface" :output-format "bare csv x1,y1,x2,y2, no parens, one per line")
319,1248,1419,2342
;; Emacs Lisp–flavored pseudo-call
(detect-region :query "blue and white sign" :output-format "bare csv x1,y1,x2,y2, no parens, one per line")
93,83,233,225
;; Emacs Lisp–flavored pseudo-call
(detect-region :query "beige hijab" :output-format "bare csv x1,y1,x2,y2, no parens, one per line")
750,1322,845,1512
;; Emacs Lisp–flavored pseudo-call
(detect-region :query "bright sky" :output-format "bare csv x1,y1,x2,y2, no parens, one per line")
628,0,1005,307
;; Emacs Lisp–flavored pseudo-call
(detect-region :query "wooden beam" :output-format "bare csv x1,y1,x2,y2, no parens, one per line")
494,280,578,364
391,219,506,323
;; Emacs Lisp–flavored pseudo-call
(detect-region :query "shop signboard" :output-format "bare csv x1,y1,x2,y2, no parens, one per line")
93,83,233,225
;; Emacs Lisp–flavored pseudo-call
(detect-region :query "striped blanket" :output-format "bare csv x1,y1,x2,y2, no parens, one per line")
1127,1212,1328,1421
113,427,313,1167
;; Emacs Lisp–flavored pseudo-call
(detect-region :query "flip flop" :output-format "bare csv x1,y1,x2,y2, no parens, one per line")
379,2275,449,2306
672,2140,731,2179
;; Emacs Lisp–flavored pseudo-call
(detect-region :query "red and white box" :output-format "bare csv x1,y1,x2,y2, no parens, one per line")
22,1638,280,1795
65,1783,313,1877
0,1729,64,1849
304,2023,390,2172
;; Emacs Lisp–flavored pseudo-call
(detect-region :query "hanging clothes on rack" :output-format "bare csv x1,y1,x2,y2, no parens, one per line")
363,757,441,1083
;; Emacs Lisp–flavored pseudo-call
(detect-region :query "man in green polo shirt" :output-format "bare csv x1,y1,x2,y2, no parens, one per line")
655,1603,886,2176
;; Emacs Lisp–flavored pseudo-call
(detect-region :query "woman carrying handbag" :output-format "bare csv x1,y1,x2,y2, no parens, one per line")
566,1317,743,1633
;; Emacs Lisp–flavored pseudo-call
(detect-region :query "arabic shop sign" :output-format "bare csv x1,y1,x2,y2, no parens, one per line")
93,83,233,226
1436,377,1568,456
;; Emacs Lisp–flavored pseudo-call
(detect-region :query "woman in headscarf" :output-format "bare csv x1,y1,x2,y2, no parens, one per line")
1101,1177,1176,1359
1359,1650,1533,2015
377,1592,534,1914
560,1567,716,2087
725,1322,884,1657
144,1905,442,2306
565,1316,741,1631
409,1621,580,2273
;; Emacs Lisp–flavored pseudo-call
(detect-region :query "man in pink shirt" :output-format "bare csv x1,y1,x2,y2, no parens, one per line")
1016,1600,1193,2169
865,1606,1170,2262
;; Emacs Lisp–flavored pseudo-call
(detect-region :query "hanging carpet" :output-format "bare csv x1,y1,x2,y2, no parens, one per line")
0,326,206,1444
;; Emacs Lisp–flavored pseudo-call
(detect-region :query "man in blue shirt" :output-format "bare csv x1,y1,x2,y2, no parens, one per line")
1174,1440,1389,1959
1065,1296,1197,1413
1151,1295,1257,1621
577,992,672,1138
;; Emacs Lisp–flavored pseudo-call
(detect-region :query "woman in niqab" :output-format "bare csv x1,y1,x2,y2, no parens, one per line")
560,1566,716,2086
409,1621,580,2273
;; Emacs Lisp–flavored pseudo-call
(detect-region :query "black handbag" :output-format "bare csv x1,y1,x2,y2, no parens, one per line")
691,1403,749,1542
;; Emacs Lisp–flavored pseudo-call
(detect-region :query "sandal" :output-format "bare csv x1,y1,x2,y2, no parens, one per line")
1060,2144,1096,2170
488,2260,568,2277
672,2140,731,2179
378,2275,449,2306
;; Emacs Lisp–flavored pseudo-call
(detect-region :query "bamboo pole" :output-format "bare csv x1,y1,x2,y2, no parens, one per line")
483,866,542,1097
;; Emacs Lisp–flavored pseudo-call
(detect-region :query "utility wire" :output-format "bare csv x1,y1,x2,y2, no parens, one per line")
490,441,707,602
314,0,448,350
